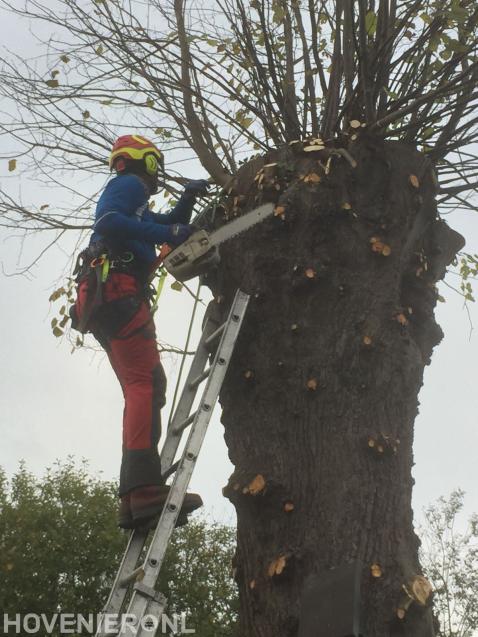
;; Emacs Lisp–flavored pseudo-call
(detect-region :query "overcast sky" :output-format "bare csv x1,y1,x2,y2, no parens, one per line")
0,5,477,535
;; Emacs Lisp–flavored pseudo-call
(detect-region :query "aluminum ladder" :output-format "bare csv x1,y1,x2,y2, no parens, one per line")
96,289,249,637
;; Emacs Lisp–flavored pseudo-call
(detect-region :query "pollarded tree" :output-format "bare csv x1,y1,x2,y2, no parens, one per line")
1,1,478,635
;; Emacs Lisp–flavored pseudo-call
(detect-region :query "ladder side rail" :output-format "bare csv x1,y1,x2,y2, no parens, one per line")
160,314,220,472
121,291,249,634
95,530,149,637
96,307,220,634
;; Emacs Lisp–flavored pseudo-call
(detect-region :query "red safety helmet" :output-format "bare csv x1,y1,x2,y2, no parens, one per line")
109,134,164,175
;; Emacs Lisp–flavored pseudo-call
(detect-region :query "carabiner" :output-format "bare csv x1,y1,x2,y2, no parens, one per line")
90,254,107,268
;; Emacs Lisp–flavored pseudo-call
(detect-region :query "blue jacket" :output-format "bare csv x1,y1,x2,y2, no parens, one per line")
90,173,194,266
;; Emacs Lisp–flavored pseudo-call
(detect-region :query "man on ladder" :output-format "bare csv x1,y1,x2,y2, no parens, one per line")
71,134,207,530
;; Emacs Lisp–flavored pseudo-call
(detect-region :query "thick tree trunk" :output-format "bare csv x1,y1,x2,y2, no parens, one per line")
205,137,464,637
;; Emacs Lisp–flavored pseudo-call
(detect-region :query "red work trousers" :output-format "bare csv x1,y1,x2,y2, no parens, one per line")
76,272,166,496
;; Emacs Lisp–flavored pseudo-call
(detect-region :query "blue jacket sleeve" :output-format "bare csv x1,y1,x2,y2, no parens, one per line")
95,212,175,245
151,193,195,225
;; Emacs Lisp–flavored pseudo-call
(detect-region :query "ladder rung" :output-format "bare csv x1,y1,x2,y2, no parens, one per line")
161,460,180,481
189,367,211,389
204,322,226,346
119,566,144,587
173,410,197,434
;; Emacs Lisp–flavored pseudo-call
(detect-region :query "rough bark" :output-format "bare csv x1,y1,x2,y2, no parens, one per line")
204,136,464,637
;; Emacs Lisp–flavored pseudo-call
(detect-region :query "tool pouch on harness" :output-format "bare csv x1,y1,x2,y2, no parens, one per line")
70,245,145,340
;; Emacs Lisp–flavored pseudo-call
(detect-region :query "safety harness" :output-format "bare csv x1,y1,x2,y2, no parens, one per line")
70,244,154,336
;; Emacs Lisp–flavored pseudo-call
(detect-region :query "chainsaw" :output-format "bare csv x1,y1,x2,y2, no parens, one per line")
162,202,275,282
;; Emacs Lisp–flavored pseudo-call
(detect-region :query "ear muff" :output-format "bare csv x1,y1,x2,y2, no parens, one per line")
144,154,159,176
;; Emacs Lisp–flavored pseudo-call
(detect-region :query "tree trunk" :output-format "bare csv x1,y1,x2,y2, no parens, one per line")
205,137,464,637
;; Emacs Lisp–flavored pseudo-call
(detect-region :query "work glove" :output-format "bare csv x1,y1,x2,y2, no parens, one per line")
183,179,210,198
167,223,195,246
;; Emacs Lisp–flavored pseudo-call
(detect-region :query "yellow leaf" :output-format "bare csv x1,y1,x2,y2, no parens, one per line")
249,579,256,589
341,202,352,210
363,336,372,346
350,119,361,128
304,267,316,279
396,313,408,325
244,370,254,380
171,281,183,292
8,159,17,172
303,145,324,153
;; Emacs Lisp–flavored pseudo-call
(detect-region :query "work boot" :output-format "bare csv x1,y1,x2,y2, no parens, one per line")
130,485,203,527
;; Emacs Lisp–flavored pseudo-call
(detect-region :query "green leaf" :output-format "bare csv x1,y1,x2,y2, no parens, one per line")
146,98,154,108
95,44,104,55
365,10,378,35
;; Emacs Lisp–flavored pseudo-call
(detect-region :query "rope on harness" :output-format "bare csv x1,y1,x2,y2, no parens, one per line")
150,267,167,316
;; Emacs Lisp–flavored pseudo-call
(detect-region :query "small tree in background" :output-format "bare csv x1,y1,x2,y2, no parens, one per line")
419,491,478,637
0,460,237,636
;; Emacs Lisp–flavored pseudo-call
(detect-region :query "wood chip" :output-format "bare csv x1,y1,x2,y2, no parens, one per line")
274,205,286,217
268,555,287,577
306,378,318,391
243,474,266,496
371,563,382,578
409,174,420,188
303,172,321,183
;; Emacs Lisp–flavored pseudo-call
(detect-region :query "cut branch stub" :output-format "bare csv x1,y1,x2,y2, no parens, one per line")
243,474,266,496
370,563,383,578
397,575,433,619
267,555,288,578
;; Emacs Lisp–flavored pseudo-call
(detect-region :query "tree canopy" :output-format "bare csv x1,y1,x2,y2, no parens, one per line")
1,0,477,237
